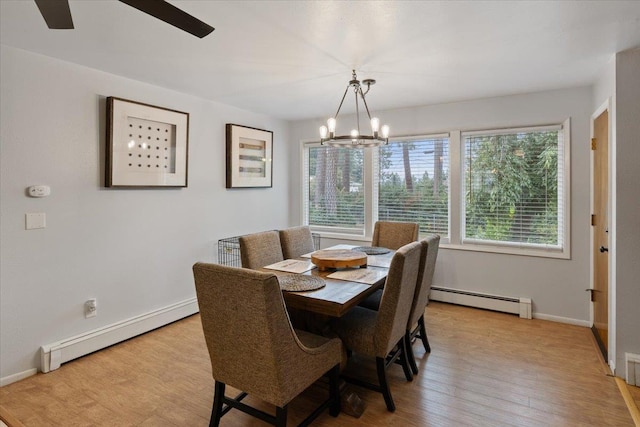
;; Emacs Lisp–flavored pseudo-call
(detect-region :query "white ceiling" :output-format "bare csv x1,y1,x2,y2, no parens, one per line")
2,1,640,121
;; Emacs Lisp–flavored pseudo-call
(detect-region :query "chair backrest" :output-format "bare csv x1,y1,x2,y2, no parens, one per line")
239,230,284,269
374,241,422,356
279,226,315,259
371,221,419,250
407,234,440,328
193,262,309,407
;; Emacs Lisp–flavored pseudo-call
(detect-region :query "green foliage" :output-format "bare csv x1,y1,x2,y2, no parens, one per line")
378,142,449,235
465,131,559,245
309,146,364,228
309,189,364,227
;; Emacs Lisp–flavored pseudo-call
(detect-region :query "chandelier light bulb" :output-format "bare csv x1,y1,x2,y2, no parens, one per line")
327,118,336,133
319,125,328,139
381,125,390,139
370,117,380,132
350,129,359,141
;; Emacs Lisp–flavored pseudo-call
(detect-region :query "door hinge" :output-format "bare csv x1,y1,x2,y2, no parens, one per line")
591,138,597,150
591,214,596,226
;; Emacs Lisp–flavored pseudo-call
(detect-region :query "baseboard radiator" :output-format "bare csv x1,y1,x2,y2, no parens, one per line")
626,353,640,386
40,298,198,373
430,286,532,319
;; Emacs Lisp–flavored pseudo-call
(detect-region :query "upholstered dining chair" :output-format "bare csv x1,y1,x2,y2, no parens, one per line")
192,262,342,427
239,230,284,269
359,235,440,375
279,226,316,259
404,234,440,373
331,241,422,412
371,221,419,250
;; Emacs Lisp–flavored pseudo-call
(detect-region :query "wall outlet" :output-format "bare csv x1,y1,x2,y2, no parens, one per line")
85,299,97,318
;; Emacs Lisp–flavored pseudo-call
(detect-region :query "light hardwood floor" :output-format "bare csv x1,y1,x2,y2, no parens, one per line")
631,385,640,410
0,302,636,426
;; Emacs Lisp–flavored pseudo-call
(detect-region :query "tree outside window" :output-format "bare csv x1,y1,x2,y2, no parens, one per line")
464,129,562,247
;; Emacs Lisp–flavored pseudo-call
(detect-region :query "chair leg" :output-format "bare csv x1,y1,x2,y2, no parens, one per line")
398,337,414,382
376,357,396,412
418,315,431,353
275,405,288,427
405,331,419,375
210,381,225,427
328,364,341,417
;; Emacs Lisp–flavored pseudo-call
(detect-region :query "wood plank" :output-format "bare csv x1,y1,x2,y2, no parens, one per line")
0,303,636,426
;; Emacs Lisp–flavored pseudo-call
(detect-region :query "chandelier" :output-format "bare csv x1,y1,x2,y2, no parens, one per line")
319,70,389,147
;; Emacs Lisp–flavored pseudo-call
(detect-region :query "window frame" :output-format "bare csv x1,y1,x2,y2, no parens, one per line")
301,118,571,259
454,119,571,259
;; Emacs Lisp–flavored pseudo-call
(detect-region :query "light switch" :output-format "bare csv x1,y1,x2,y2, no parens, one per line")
26,213,46,230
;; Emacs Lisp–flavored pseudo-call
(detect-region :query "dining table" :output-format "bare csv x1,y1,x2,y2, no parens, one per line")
260,244,394,318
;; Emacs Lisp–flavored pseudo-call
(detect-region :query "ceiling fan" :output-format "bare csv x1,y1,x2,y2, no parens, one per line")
34,0,214,38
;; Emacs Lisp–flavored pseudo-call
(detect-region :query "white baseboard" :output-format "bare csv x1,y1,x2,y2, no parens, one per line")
0,368,38,387
532,312,590,327
40,298,198,373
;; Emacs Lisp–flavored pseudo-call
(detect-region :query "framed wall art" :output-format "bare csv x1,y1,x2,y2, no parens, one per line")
106,97,189,187
226,124,273,188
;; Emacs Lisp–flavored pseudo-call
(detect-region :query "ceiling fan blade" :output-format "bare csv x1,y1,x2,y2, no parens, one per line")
34,0,74,29
118,0,214,38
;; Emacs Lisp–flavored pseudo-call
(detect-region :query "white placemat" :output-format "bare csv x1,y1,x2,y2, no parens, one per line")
327,268,387,285
367,256,392,269
263,259,316,274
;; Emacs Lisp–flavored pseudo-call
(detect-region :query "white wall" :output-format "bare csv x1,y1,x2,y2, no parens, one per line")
289,87,593,324
593,57,616,111
0,46,290,381
614,47,640,375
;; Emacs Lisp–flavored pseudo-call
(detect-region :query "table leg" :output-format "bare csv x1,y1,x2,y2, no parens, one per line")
294,311,367,417
339,381,366,418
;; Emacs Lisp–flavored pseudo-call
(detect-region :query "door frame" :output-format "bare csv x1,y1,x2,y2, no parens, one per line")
590,97,615,371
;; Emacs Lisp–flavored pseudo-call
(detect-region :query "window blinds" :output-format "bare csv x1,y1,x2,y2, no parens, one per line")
376,136,450,236
462,125,564,249
306,146,365,232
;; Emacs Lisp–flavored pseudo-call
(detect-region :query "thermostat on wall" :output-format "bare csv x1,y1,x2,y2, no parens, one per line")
28,185,51,198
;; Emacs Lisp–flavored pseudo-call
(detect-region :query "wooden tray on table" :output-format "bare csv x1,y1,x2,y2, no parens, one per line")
310,249,368,271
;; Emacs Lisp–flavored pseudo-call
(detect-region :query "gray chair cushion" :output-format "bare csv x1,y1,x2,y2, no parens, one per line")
408,234,440,328
371,221,419,250
279,226,315,259
239,230,284,269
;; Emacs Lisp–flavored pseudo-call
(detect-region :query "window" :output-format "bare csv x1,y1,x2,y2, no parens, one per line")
463,125,565,251
305,145,365,234
377,136,449,236
302,120,569,258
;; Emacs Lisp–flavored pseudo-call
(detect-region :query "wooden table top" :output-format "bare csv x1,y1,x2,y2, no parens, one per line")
262,245,394,317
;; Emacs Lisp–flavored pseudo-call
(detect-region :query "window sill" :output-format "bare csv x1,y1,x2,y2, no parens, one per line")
440,242,570,260
312,230,569,260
